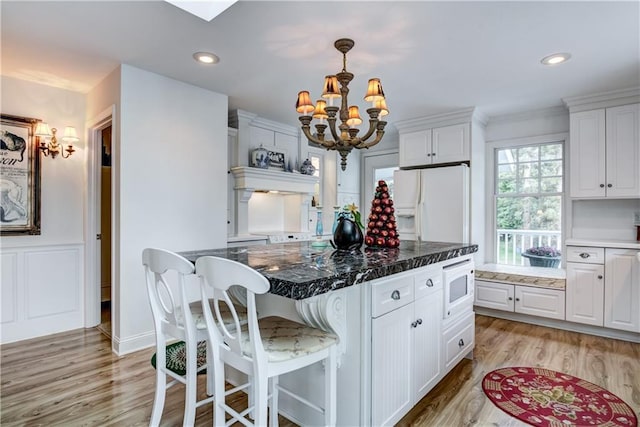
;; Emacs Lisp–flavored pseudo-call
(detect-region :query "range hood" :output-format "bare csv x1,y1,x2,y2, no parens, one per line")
231,167,318,194
230,167,318,236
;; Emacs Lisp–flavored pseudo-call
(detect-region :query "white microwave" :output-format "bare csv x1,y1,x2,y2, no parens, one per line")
443,257,475,319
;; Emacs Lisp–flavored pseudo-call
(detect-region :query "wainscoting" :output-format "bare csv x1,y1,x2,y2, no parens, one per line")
0,243,84,344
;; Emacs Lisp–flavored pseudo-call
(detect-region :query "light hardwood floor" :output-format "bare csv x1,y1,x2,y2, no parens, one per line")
1,315,638,426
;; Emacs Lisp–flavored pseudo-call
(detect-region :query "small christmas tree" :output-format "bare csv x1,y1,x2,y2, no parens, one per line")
364,180,400,248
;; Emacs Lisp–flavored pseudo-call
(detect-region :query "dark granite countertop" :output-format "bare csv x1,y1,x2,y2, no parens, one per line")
180,241,478,300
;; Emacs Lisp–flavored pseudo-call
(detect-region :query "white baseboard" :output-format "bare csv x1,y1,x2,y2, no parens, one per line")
112,330,155,355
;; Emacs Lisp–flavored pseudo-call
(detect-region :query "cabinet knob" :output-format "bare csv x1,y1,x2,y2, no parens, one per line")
426,278,434,287
607,183,612,188
426,153,431,157
598,275,603,279
458,339,465,347
416,318,423,325
411,321,418,328
600,184,605,188
391,290,401,300
579,253,590,259
508,297,513,301
431,153,436,156
515,298,520,302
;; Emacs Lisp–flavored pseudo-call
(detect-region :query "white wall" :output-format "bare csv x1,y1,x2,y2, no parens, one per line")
116,65,227,353
1,76,86,343
2,66,228,349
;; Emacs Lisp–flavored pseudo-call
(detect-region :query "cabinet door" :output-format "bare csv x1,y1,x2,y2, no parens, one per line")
431,123,470,164
515,286,565,320
566,262,604,326
413,291,442,402
399,130,432,167
605,104,640,198
371,303,413,427
604,248,640,332
474,280,514,311
569,109,606,198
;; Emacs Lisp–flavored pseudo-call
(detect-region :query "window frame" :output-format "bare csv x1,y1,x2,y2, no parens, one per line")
485,133,568,266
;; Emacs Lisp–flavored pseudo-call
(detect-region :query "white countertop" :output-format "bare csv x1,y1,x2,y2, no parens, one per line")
565,238,640,250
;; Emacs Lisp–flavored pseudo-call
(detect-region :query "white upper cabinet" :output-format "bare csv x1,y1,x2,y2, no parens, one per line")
399,123,470,168
569,103,640,198
605,104,640,198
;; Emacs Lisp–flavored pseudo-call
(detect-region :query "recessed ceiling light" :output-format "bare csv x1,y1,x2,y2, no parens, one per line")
193,52,219,65
541,53,571,66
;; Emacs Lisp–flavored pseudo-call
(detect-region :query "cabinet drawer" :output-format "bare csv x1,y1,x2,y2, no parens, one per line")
372,274,415,318
566,246,605,264
414,266,442,300
443,311,475,370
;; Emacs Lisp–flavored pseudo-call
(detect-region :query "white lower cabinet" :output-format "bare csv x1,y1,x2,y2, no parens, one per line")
475,280,565,320
566,246,640,333
370,265,444,426
604,248,640,332
566,262,604,326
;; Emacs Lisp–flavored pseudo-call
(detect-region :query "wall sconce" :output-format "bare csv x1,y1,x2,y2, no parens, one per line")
35,122,77,159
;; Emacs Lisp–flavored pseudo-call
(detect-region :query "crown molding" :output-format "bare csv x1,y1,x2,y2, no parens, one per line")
562,87,640,113
229,109,298,136
487,105,568,124
394,107,487,133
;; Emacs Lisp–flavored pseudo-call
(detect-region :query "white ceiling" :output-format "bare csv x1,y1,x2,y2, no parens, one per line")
2,1,639,129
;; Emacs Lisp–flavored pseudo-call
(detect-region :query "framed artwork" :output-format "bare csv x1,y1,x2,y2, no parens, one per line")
268,150,286,171
1,114,41,235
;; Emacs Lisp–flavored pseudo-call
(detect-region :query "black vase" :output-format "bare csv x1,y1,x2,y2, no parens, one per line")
333,218,363,251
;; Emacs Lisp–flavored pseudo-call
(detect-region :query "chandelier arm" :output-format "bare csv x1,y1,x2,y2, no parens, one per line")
301,125,336,149
326,117,342,144
355,119,379,143
355,128,386,149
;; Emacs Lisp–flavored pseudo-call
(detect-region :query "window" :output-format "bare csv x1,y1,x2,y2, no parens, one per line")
495,142,563,266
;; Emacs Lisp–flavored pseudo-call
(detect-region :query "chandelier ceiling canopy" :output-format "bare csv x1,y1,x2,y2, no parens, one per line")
296,38,388,171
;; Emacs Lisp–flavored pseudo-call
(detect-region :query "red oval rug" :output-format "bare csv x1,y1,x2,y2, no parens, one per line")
482,367,637,426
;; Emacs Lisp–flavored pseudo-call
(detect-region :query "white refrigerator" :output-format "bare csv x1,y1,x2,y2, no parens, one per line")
393,164,470,243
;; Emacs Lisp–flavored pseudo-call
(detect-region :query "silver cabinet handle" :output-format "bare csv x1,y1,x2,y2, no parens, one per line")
426,279,434,287
416,318,422,325
458,339,464,347
431,152,436,156
391,290,400,300
598,275,603,279
579,253,590,259
411,321,418,328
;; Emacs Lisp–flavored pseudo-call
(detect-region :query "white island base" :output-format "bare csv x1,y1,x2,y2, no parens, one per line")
228,255,476,426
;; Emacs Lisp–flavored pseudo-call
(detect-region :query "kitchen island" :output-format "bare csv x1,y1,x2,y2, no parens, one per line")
180,241,478,426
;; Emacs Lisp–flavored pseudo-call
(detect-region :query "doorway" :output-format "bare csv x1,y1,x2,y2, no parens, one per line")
362,150,399,208
97,125,112,338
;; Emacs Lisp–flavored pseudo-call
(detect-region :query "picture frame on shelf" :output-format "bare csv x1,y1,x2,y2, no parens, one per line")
1,114,42,235
268,150,286,171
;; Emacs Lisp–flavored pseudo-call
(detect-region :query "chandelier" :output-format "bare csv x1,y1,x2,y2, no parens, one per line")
296,38,388,171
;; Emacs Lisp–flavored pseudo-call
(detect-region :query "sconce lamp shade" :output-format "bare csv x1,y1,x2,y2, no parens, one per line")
312,99,328,120
35,122,52,137
364,78,385,102
346,106,362,127
374,98,389,117
296,91,315,114
322,75,341,99
62,126,79,142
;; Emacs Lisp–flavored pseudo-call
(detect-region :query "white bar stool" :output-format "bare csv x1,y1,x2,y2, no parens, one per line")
195,255,338,427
